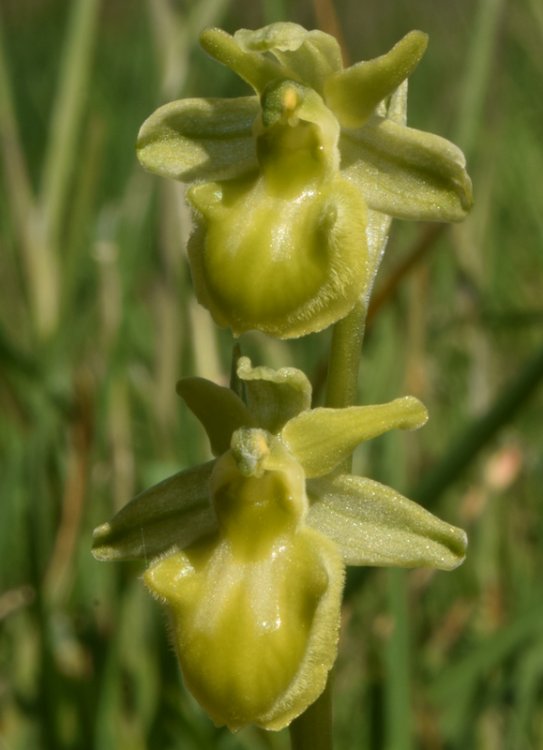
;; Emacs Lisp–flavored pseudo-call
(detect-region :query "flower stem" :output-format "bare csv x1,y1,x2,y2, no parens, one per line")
289,679,333,750
325,299,367,410
288,301,366,750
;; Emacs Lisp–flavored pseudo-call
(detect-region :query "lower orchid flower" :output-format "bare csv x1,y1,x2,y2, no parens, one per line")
92,357,466,731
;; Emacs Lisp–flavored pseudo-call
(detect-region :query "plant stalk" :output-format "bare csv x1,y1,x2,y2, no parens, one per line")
324,300,367,411
289,300,367,750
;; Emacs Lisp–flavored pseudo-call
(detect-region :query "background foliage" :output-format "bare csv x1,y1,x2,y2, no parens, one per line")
1,0,542,748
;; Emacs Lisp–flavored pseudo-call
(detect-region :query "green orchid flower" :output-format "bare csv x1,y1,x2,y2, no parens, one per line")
92,357,467,731
137,23,472,339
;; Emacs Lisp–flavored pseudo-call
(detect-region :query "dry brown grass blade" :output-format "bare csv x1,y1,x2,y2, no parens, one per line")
367,223,446,325
312,0,350,65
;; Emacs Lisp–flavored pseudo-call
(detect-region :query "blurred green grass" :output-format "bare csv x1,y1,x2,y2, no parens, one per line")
1,0,543,748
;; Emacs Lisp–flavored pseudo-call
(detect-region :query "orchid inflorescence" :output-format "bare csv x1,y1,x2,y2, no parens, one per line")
93,21,472,735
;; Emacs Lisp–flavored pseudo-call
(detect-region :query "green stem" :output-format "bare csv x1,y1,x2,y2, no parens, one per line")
324,300,367,410
0,11,55,338
41,0,100,242
385,569,412,750
455,0,505,158
289,301,367,750
289,679,333,750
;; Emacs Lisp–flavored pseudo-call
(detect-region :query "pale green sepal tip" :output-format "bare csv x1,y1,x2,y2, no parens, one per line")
237,356,312,433
136,96,259,183
176,377,255,456
91,461,217,562
324,30,428,128
282,396,428,478
341,117,473,222
307,474,467,570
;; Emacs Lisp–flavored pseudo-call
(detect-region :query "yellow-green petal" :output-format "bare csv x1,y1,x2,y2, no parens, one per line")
91,461,217,562
340,116,473,222
282,397,428,478
200,27,295,93
176,377,255,456
324,30,428,128
307,474,467,570
136,96,259,182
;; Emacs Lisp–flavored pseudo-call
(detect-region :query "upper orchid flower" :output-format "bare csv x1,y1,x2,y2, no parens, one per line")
137,23,473,338
92,357,466,731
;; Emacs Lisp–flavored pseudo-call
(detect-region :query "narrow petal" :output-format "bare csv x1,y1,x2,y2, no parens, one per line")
237,356,312,433
234,23,343,94
176,377,255,455
307,474,467,570
340,116,473,222
200,28,293,92
282,397,428,478
91,461,217,561
136,96,259,182
324,31,428,128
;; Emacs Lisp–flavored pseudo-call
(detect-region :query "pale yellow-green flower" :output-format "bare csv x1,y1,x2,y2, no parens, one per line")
137,23,472,338
92,358,467,731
